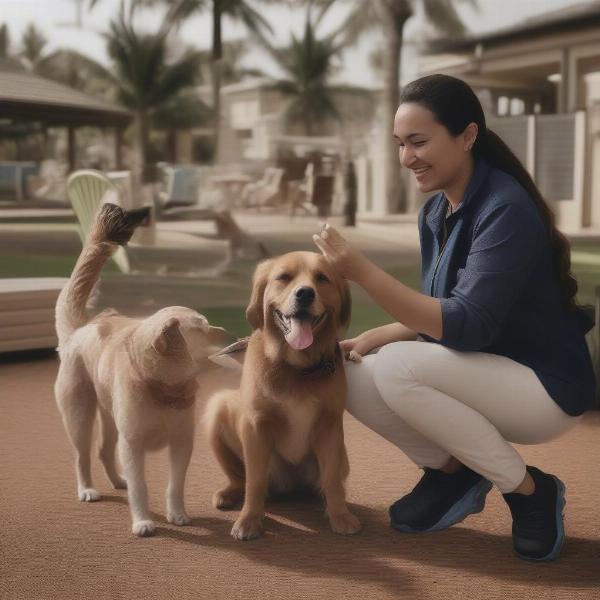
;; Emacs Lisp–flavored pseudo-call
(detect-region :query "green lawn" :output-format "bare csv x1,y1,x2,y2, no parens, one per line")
1,244,598,340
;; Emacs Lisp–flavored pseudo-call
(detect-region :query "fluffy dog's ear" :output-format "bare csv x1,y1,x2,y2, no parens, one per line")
337,277,352,334
246,258,274,330
207,325,236,347
152,317,187,356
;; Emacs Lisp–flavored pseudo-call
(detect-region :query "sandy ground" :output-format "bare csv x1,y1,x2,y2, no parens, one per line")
1,353,599,600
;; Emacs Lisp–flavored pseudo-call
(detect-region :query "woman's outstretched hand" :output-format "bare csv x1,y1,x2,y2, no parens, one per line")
312,222,371,283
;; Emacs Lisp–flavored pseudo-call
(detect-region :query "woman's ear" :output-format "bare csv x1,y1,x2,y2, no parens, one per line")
464,122,478,151
245,258,274,330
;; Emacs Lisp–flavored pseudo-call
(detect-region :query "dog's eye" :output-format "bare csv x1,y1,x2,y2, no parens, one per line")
276,273,292,282
316,273,330,283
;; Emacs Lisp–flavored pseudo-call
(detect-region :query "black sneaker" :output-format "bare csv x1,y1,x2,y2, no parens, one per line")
389,465,493,533
502,465,566,562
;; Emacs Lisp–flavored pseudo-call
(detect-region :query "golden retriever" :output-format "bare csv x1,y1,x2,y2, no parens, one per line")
55,203,228,537
204,251,361,540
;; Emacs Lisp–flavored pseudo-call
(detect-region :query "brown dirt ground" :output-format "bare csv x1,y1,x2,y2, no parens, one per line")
1,354,599,600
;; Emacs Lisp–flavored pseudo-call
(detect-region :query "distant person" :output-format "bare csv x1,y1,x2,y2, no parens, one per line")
343,159,357,227
313,74,596,562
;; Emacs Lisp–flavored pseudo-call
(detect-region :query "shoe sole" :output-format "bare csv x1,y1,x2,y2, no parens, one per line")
514,477,566,562
391,478,493,534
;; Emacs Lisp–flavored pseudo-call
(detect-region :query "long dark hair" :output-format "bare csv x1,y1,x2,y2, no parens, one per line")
400,73,580,311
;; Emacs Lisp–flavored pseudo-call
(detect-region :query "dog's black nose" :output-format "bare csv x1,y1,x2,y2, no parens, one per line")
295,286,315,307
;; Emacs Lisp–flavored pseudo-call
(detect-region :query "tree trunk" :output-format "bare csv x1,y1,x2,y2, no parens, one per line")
211,1,223,163
134,109,149,204
381,0,410,213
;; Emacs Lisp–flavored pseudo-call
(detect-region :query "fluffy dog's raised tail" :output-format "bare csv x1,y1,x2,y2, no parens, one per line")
55,203,149,350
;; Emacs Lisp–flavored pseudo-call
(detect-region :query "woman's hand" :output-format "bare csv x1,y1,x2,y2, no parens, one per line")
312,223,372,283
339,331,382,363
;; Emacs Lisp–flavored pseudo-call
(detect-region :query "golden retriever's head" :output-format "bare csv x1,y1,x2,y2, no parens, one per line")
246,251,351,351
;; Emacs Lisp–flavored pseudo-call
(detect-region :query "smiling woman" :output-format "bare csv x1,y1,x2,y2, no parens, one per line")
312,74,596,564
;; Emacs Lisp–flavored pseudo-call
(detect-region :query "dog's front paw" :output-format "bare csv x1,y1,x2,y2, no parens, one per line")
132,520,156,537
78,488,100,502
213,487,243,510
231,515,264,541
329,511,361,535
167,511,191,526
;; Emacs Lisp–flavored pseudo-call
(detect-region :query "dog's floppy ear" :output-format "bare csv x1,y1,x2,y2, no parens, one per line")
246,258,274,330
152,317,187,356
337,277,352,335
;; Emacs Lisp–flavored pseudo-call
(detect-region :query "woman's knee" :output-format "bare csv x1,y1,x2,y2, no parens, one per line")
344,355,378,417
371,342,421,412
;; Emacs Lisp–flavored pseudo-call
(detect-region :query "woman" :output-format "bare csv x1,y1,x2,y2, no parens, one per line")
312,74,596,562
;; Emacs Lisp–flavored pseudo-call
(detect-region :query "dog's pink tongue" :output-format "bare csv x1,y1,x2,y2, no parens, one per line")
285,318,313,350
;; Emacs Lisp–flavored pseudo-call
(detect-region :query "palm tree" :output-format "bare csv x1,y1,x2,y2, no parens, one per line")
264,5,344,136
0,24,10,59
94,0,275,160
105,8,204,183
20,23,48,71
35,49,115,99
316,0,476,213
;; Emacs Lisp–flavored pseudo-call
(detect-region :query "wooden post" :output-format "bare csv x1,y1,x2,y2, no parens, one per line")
115,126,124,170
67,125,76,173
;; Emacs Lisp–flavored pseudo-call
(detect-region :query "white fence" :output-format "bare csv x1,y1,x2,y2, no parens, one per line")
357,111,591,231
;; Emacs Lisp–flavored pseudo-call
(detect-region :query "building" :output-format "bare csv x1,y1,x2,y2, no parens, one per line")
213,77,378,166
413,1,600,230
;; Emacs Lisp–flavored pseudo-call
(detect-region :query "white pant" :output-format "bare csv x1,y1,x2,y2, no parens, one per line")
344,341,579,493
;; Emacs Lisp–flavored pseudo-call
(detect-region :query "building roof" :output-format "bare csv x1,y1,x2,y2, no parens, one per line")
0,64,131,127
426,0,600,53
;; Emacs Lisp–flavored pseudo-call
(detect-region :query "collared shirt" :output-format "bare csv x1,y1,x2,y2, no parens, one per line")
418,159,596,416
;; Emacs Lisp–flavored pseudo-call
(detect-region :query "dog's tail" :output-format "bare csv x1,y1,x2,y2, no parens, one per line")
55,203,149,349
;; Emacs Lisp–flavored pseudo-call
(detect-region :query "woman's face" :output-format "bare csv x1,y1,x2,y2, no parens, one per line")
393,102,475,195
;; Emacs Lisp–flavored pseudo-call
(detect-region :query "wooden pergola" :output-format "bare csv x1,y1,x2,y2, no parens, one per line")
0,66,132,171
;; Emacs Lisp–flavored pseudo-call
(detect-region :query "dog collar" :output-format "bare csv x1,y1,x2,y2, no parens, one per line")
302,345,340,377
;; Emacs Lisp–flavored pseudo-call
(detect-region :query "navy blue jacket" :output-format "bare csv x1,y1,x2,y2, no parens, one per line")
418,159,596,416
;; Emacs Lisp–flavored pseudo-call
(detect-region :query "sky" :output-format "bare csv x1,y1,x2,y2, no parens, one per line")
0,0,592,88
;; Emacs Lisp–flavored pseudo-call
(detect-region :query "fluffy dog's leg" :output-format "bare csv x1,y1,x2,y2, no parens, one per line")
55,358,100,502
312,419,361,535
97,408,127,490
166,415,194,526
119,438,154,537
231,421,273,541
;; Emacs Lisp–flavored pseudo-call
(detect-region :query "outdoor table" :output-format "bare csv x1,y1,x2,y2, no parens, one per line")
208,173,253,209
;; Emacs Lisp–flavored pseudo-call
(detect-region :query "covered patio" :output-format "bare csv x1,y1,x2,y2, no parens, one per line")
0,65,132,172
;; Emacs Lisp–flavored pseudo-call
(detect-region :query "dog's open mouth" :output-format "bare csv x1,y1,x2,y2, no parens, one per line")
274,309,326,350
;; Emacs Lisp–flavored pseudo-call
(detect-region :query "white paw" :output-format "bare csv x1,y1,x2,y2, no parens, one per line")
78,488,100,502
132,520,156,537
167,511,191,526
167,510,192,525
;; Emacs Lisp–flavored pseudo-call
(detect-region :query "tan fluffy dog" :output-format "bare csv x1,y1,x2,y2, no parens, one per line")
55,203,227,537
204,251,361,540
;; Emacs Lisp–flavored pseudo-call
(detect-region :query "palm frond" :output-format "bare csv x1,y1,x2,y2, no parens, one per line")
423,0,469,37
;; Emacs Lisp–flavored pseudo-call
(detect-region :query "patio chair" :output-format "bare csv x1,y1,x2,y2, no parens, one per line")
242,167,284,210
67,169,132,273
66,169,231,276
